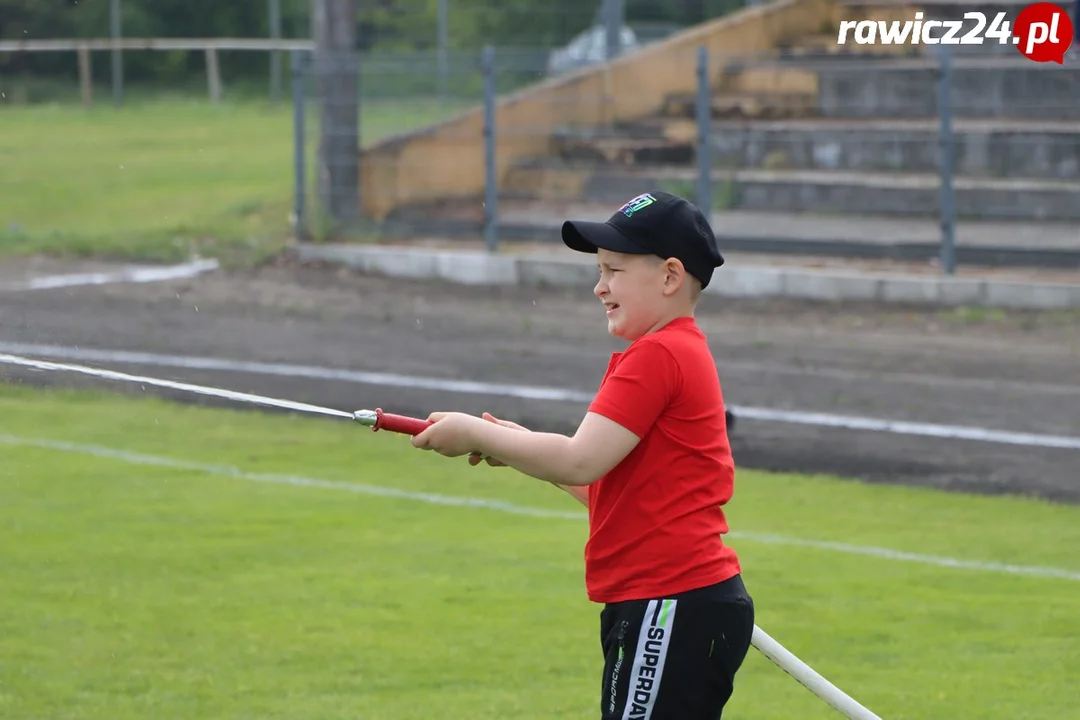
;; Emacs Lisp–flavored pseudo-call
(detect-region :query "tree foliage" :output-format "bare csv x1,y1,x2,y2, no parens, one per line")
0,0,742,85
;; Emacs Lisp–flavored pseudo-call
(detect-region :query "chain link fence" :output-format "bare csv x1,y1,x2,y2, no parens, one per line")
292,32,1080,275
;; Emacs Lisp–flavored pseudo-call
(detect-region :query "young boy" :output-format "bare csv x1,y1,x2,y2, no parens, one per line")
411,190,755,719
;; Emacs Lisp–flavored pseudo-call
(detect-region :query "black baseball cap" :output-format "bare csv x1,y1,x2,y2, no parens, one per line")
561,191,724,289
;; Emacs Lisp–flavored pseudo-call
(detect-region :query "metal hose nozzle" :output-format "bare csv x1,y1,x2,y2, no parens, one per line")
353,409,378,426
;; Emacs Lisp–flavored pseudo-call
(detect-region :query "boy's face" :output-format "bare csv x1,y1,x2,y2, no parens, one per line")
593,248,679,341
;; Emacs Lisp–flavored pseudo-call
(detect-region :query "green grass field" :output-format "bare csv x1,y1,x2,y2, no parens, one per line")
0,97,463,266
2,383,1078,719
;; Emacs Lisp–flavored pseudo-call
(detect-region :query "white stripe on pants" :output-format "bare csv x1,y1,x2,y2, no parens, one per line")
620,598,678,720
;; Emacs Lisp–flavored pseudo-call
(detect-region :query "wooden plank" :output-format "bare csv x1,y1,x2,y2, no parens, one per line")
0,38,315,53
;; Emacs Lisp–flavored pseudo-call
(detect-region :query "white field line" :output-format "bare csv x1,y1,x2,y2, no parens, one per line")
2,433,1078,583
0,259,219,292
2,342,1079,451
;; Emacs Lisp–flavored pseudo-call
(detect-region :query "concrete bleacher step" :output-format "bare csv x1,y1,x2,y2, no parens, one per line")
382,200,1080,270
612,118,700,143
775,32,921,58
501,162,594,200
660,56,1080,127
707,118,1080,180
803,58,1080,119
661,91,819,121
501,162,1080,222
545,118,1080,181
550,132,695,166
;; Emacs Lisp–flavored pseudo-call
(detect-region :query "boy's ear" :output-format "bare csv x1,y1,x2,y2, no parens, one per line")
661,258,688,296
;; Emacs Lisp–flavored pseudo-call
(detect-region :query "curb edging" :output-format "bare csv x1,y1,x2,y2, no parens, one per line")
292,244,1080,310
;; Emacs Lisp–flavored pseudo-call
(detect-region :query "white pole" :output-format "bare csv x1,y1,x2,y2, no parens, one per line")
752,625,883,720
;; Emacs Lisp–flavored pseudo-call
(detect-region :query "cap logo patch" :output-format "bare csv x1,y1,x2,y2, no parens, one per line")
618,193,655,218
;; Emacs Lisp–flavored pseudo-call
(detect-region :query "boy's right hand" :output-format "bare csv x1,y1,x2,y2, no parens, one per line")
468,412,529,467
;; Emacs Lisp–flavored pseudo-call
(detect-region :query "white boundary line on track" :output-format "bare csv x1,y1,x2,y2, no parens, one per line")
2,433,1078,583
715,358,1080,398
2,341,1079,451
0,259,219,291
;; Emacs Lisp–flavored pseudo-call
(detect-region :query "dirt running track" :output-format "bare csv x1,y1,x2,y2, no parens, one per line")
2,256,1078,503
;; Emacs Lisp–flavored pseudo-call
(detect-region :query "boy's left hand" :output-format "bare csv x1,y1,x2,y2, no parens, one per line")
411,412,483,457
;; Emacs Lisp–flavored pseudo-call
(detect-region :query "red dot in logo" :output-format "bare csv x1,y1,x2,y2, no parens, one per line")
1013,2,1074,64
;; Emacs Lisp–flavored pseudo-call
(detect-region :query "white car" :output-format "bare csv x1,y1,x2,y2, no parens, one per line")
546,24,639,76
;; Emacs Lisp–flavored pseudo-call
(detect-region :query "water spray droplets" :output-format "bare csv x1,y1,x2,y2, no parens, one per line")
0,353,354,420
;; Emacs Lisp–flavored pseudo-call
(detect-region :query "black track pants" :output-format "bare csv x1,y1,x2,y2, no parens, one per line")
598,574,755,720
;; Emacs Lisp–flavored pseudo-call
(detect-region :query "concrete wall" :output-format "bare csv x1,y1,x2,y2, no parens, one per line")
358,0,835,220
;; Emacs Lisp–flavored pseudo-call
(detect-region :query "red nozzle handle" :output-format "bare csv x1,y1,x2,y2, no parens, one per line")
373,408,432,436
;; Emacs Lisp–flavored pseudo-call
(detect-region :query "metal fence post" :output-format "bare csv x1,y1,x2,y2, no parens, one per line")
437,0,449,103
937,44,957,276
269,0,282,102
109,0,123,106
291,50,308,240
482,45,498,253
696,46,711,216
603,0,624,61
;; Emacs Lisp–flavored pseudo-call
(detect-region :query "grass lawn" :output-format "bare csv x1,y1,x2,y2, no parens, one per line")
0,97,465,267
1,383,1078,719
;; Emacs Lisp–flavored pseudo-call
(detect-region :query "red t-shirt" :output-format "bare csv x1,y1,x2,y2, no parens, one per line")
584,316,741,604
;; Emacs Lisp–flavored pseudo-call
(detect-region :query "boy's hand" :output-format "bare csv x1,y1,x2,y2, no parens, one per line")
468,412,528,467
411,412,484,457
